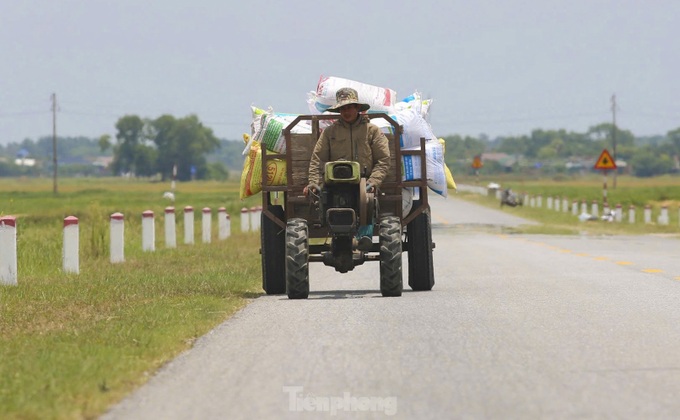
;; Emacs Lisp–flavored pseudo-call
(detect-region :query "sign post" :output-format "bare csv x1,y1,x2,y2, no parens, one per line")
472,155,483,181
593,149,617,204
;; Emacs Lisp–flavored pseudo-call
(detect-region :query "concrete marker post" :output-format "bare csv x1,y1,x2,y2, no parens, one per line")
184,206,194,244
202,207,212,243
628,205,636,224
164,207,176,248
562,198,569,213
572,200,578,216
142,210,155,252
554,197,560,212
241,207,249,232
658,205,669,225
0,216,18,285
63,216,79,274
547,196,553,210
644,205,652,224
591,200,599,218
110,213,125,263
218,207,230,240
537,195,542,208
615,204,622,222
581,200,587,215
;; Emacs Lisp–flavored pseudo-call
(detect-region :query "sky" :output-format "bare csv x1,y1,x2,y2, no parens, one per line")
1,0,679,146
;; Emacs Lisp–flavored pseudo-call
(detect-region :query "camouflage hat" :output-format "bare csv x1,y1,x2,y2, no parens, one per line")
327,87,370,113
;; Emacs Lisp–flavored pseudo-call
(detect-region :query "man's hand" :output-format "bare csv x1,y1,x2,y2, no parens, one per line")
366,183,375,193
304,184,319,196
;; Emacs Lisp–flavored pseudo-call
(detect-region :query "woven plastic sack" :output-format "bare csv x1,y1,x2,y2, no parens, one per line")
240,139,287,199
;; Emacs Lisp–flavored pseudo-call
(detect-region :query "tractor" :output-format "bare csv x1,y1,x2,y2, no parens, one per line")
259,114,435,299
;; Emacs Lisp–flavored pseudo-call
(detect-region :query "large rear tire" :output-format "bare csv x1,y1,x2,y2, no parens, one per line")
379,216,403,297
261,205,285,294
407,202,435,291
285,218,309,299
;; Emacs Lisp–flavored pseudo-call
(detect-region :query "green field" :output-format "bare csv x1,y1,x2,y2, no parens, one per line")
0,178,263,419
1,175,679,419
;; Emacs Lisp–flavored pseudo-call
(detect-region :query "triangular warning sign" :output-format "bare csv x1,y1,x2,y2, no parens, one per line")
594,149,617,170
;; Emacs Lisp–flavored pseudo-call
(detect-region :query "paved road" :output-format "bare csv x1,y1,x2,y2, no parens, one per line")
103,195,680,419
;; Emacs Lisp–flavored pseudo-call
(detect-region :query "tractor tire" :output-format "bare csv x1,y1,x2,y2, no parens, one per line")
261,205,285,294
285,218,310,299
379,216,403,297
407,202,435,291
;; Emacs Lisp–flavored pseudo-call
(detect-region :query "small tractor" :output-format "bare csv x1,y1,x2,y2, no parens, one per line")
259,114,435,299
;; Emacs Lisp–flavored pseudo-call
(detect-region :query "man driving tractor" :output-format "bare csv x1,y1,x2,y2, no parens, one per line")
303,87,391,250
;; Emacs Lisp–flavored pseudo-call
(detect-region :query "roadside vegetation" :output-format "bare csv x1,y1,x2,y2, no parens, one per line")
0,178,262,419
454,174,680,236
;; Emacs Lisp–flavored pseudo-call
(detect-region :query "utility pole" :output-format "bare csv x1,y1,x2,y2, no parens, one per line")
51,93,58,194
611,94,617,188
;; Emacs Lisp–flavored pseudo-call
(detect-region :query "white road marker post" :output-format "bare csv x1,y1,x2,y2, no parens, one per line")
644,205,652,224
628,205,636,224
142,210,155,252
63,216,79,274
110,213,125,263
184,206,194,244
240,207,249,233
218,207,230,240
202,207,212,243
0,216,18,285
165,207,176,248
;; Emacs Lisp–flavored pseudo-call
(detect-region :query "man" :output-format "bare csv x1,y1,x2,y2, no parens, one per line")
305,87,390,195
304,87,391,250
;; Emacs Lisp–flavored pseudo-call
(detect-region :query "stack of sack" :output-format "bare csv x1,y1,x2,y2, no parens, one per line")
241,75,456,200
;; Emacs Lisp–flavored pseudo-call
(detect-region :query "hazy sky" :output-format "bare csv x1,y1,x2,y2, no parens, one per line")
1,0,679,145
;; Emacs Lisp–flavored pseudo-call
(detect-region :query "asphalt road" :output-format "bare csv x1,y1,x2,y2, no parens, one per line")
102,194,680,419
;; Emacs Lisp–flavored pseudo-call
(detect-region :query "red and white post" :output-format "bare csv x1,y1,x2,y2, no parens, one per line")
142,210,155,252
165,207,176,248
218,207,231,240
658,205,669,225
591,200,599,218
63,216,79,274
240,207,249,232
202,207,212,243
0,216,17,285
628,205,636,224
644,205,652,224
184,206,194,244
615,204,622,222
110,213,125,263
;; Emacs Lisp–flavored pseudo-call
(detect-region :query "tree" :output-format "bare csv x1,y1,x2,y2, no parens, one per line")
112,115,155,176
151,114,219,181
631,147,674,177
98,134,112,153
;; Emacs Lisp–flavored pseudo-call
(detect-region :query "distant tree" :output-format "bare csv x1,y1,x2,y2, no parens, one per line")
98,134,112,153
667,127,680,155
631,147,674,177
151,114,220,181
112,115,155,176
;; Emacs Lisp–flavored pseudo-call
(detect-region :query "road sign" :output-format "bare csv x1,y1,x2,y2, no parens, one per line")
472,155,483,169
594,149,617,170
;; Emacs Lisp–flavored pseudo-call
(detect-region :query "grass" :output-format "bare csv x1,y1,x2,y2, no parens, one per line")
0,178,264,419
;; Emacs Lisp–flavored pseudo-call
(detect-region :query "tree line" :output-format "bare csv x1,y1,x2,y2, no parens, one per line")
2,116,679,179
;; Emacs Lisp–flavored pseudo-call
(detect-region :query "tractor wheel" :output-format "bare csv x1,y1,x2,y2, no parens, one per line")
379,216,403,297
406,202,435,291
285,218,309,299
261,205,285,294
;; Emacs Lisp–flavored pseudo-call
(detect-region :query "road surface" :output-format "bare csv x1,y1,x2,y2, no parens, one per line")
103,194,680,419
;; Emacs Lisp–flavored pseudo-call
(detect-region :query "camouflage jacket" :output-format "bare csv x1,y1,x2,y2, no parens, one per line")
308,116,391,188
